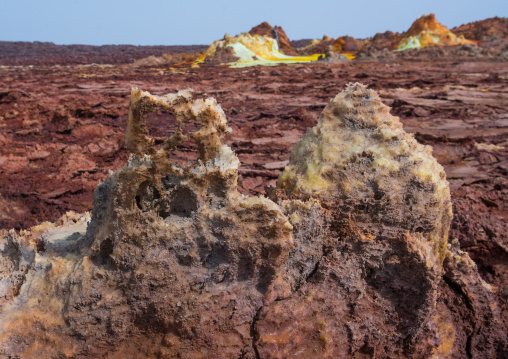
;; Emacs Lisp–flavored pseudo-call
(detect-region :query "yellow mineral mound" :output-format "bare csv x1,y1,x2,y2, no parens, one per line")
195,32,321,68
298,35,359,60
299,35,335,54
394,14,477,50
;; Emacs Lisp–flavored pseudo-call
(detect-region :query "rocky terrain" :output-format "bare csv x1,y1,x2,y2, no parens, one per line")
453,17,508,50
0,41,208,66
296,15,508,61
0,83,505,358
196,22,320,67
355,15,507,61
0,16,507,357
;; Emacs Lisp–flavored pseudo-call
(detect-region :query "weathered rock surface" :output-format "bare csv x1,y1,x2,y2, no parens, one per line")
248,22,298,56
332,36,360,52
356,16,507,60
271,84,505,357
316,46,350,63
452,17,508,50
0,84,506,358
298,35,336,55
393,14,477,51
298,35,364,59
357,31,402,55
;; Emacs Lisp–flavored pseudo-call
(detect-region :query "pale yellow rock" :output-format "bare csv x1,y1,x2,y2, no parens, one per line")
279,83,452,263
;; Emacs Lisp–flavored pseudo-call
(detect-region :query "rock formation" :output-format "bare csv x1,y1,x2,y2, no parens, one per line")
299,35,336,55
452,17,508,48
452,17,508,57
248,22,298,56
298,35,362,59
0,84,505,358
332,36,360,52
356,14,495,59
356,30,402,58
195,30,320,68
316,46,350,63
393,14,477,50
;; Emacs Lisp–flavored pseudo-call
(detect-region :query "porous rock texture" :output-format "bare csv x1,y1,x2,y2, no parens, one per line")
0,84,505,358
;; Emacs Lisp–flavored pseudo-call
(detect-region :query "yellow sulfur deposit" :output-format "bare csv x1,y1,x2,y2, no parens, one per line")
395,14,477,50
196,33,321,68
279,83,452,262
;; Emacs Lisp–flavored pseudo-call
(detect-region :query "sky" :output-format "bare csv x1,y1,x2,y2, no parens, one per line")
0,0,506,46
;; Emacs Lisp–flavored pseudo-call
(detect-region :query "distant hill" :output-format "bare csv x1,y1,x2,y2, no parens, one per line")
452,17,508,50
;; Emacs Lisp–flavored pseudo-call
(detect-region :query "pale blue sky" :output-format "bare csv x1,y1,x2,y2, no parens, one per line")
0,0,506,45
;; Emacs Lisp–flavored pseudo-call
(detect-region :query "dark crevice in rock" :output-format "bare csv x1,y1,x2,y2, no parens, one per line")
292,245,326,296
255,265,276,294
274,243,327,304
443,275,474,312
299,256,321,289
443,275,474,359
0,234,35,302
250,306,262,359
96,237,114,265
135,181,161,212
167,187,198,218
466,334,473,359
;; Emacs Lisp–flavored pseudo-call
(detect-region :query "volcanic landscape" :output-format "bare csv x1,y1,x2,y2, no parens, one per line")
0,15,507,358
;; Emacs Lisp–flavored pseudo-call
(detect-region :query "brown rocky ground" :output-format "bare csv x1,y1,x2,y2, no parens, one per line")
0,48,507,339
0,41,208,66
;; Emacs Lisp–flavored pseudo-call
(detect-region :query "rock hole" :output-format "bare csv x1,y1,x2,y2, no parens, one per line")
237,248,254,281
176,253,194,266
135,195,142,210
172,141,198,168
172,119,200,167
134,302,169,333
135,181,161,212
207,175,228,209
145,110,199,168
168,187,198,218
145,109,178,140
161,175,182,192
97,237,113,265
206,243,232,269
207,176,228,198
369,180,384,200
364,254,429,338
256,265,276,294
